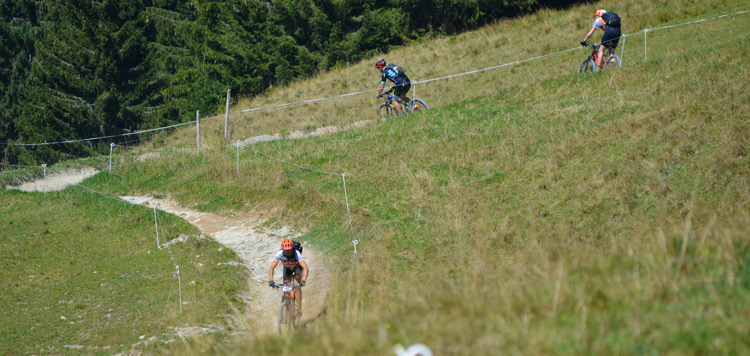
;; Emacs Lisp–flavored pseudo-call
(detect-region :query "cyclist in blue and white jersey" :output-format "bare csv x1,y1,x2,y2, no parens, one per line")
375,59,411,115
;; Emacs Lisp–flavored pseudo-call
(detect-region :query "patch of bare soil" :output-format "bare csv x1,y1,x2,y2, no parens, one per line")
5,168,99,192
119,196,331,332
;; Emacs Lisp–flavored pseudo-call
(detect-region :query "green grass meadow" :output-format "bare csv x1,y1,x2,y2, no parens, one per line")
0,184,247,355
2,0,750,354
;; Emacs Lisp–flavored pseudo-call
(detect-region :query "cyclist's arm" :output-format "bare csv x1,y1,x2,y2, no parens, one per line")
377,82,386,97
299,260,309,281
377,72,389,96
268,260,279,282
582,27,596,43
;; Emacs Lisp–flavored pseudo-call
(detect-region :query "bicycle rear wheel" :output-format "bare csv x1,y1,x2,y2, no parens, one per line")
579,59,595,74
278,301,292,332
377,103,398,120
410,98,429,112
605,55,621,70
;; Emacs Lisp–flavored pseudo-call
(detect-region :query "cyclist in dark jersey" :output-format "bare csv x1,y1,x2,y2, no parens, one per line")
268,238,309,312
375,59,411,115
580,9,622,70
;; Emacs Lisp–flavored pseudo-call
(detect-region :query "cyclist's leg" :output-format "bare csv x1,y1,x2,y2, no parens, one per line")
391,94,403,114
293,265,304,312
398,80,412,109
392,82,408,114
600,27,620,69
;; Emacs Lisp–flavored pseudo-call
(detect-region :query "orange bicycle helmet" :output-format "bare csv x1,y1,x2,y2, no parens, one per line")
595,9,606,18
375,59,386,69
281,238,294,250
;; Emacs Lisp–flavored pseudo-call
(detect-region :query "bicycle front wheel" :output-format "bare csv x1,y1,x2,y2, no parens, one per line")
377,103,398,120
605,55,621,70
278,301,292,332
579,59,595,74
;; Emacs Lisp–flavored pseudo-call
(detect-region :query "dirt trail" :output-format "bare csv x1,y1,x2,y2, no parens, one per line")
120,196,331,332
5,168,99,192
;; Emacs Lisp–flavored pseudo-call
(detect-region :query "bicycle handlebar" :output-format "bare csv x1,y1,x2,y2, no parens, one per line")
582,42,600,50
270,281,304,289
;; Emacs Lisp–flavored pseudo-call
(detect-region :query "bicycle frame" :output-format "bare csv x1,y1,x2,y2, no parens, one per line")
381,91,417,113
274,279,301,331
580,42,620,74
281,282,297,306
587,43,604,64
377,89,429,119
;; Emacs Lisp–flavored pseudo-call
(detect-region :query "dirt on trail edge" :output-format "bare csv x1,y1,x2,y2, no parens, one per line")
120,196,332,334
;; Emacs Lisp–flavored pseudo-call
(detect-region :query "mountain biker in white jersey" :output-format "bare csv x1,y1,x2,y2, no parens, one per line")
268,238,309,312
580,9,622,70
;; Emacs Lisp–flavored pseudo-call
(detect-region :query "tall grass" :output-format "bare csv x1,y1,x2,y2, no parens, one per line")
7,0,749,354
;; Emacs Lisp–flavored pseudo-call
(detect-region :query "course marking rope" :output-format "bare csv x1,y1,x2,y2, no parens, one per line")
11,120,195,146
6,8,746,147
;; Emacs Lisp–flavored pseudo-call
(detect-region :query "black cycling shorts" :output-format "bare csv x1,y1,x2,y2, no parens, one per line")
283,265,303,280
601,26,621,49
392,77,411,97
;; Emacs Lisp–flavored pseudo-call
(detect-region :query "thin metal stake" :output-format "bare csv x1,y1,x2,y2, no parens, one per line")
644,29,648,62
224,89,231,139
196,110,201,152
154,207,160,249
108,143,115,173
621,35,626,63
42,164,47,201
236,140,241,177
176,265,183,314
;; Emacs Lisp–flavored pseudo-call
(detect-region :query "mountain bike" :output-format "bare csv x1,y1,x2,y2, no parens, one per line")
271,280,302,332
377,89,429,119
579,42,621,74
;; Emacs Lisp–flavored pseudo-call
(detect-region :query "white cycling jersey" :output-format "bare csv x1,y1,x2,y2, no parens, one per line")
592,17,607,30
273,249,304,269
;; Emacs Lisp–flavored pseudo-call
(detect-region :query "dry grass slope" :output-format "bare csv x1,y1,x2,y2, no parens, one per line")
34,0,750,354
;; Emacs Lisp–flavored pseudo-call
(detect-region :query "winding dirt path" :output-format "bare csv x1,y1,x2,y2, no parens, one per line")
5,168,99,192
120,196,331,332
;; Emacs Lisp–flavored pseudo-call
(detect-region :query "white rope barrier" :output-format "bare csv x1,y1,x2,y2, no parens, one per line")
11,120,195,146
0,162,41,168
7,9,745,148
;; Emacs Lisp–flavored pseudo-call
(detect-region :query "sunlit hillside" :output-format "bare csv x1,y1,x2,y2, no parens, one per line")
3,0,749,354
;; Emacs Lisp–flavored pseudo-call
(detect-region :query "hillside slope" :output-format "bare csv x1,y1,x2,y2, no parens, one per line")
5,0,749,354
